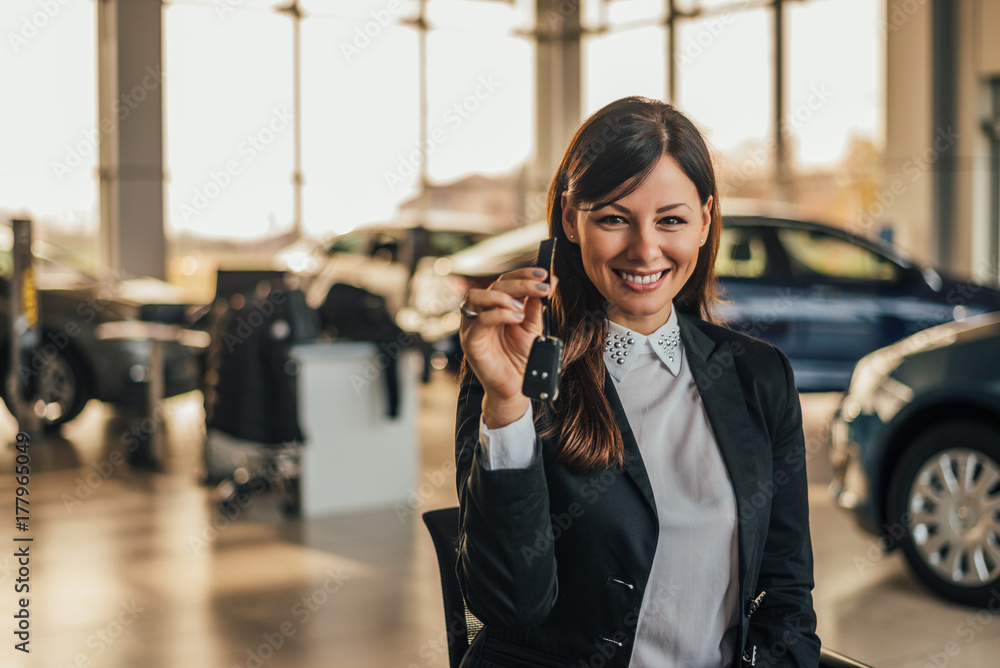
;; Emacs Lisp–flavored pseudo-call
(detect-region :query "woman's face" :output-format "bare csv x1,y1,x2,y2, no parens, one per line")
562,154,711,335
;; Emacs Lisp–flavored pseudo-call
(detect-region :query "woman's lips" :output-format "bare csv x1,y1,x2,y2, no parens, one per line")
613,269,668,293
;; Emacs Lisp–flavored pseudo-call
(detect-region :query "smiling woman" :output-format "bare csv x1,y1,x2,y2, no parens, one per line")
454,96,820,668
560,154,711,334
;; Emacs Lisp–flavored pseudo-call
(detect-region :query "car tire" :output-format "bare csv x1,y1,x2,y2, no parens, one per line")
2,347,89,428
887,419,1000,606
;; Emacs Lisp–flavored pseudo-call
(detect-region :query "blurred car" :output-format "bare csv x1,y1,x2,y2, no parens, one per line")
399,209,1000,387
291,212,498,316
830,311,1000,606
0,231,207,427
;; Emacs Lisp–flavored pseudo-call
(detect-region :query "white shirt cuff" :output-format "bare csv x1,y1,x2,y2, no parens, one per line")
478,405,536,470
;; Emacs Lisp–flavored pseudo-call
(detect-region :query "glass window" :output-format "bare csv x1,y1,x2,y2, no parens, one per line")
677,7,772,193
786,0,883,170
777,227,900,282
583,26,666,113
716,226,771,278
0,0,98,247
164,3,294,240
329,232,370,255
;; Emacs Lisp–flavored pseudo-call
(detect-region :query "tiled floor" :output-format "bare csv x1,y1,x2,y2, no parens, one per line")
2,372,998,668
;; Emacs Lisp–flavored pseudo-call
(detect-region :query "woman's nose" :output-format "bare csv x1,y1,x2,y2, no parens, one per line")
627,226,661,264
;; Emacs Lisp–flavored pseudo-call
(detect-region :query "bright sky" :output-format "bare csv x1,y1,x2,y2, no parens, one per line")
0,0,882,241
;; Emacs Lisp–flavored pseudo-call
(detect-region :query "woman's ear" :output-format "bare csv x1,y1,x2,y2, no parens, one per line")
699,195,713,243
561,191,579,243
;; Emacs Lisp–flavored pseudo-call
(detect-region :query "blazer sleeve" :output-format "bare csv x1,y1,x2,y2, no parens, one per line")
454,368,559,630
746,347,821,667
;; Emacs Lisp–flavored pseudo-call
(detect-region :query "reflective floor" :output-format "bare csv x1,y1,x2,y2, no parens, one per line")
2,373,999,668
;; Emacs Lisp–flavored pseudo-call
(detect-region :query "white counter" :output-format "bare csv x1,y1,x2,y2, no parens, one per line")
291,342,419,516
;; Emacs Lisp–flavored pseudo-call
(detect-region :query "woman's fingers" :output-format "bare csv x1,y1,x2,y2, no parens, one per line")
461,287,526,319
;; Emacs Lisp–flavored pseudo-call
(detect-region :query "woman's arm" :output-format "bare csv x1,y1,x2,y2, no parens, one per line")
746,348,821,667
454,369,558,630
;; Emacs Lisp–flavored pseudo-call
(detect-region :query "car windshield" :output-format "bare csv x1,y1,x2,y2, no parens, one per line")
717,227,772,278
777,228,901,281
0,226,97,286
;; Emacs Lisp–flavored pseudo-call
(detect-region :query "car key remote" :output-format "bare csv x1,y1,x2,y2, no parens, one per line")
521,238,563,401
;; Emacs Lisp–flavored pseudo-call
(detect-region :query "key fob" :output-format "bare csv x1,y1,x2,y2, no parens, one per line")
522,335,563,401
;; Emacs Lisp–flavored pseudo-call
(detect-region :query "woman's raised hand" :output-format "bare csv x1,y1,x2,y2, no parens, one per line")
459,267,557,428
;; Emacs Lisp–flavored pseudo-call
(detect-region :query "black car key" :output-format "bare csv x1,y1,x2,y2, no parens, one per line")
521,238,563,402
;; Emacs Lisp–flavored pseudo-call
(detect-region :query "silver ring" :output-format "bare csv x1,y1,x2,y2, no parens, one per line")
460,303,479,319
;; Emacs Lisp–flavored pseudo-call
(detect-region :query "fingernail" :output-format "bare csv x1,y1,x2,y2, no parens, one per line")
511,298,525,310
531,268,547,278
513,311,525,319
535,282,549,291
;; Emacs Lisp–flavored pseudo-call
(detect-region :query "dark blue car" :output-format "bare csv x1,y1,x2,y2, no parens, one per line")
401,214,1000,390
716,216,1000,390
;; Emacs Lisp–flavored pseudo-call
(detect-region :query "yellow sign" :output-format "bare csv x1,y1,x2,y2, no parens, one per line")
22,267,38,330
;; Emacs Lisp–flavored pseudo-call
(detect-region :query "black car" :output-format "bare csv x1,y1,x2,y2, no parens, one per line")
400,212,1000,389
0,239,207,426
830,312,1000,606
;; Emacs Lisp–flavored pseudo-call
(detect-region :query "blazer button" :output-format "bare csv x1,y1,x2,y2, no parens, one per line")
606,576,635,590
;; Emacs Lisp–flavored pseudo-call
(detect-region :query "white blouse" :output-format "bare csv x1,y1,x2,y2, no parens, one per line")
478,305,740,667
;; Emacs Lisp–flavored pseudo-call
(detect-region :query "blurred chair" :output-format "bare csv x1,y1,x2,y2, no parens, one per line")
422,506,874,668
203,280,319,515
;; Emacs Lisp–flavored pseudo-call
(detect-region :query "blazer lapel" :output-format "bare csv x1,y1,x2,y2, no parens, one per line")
677,313,765,592
603,367,659,521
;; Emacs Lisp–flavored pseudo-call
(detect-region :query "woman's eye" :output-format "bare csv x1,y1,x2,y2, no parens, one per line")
598,215,627,225
659,216,687,226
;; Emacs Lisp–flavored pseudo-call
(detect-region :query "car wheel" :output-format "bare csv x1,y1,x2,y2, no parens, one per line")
2,349,89,428
888,420,1000,606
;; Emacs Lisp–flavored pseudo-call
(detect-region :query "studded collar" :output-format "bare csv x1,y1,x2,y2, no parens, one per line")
604,306,682,381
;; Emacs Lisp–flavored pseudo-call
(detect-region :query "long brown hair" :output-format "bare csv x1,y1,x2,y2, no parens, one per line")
541,96,723,473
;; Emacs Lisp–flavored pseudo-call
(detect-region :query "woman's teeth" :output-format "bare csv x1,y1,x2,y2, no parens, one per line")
617,270,664,285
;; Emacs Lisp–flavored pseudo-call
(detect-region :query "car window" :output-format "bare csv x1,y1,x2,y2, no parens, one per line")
427,231,490,257
329,232,369,255
716,226,771,278
371,232,400,262
777,228,900,282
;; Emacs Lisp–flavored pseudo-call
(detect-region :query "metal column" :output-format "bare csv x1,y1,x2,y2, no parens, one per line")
531,0,583,197
96,0,166,280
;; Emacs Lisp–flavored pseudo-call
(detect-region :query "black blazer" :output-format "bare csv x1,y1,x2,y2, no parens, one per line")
454,312,821,668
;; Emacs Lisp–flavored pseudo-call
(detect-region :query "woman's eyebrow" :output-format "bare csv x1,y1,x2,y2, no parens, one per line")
608,202,693,214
